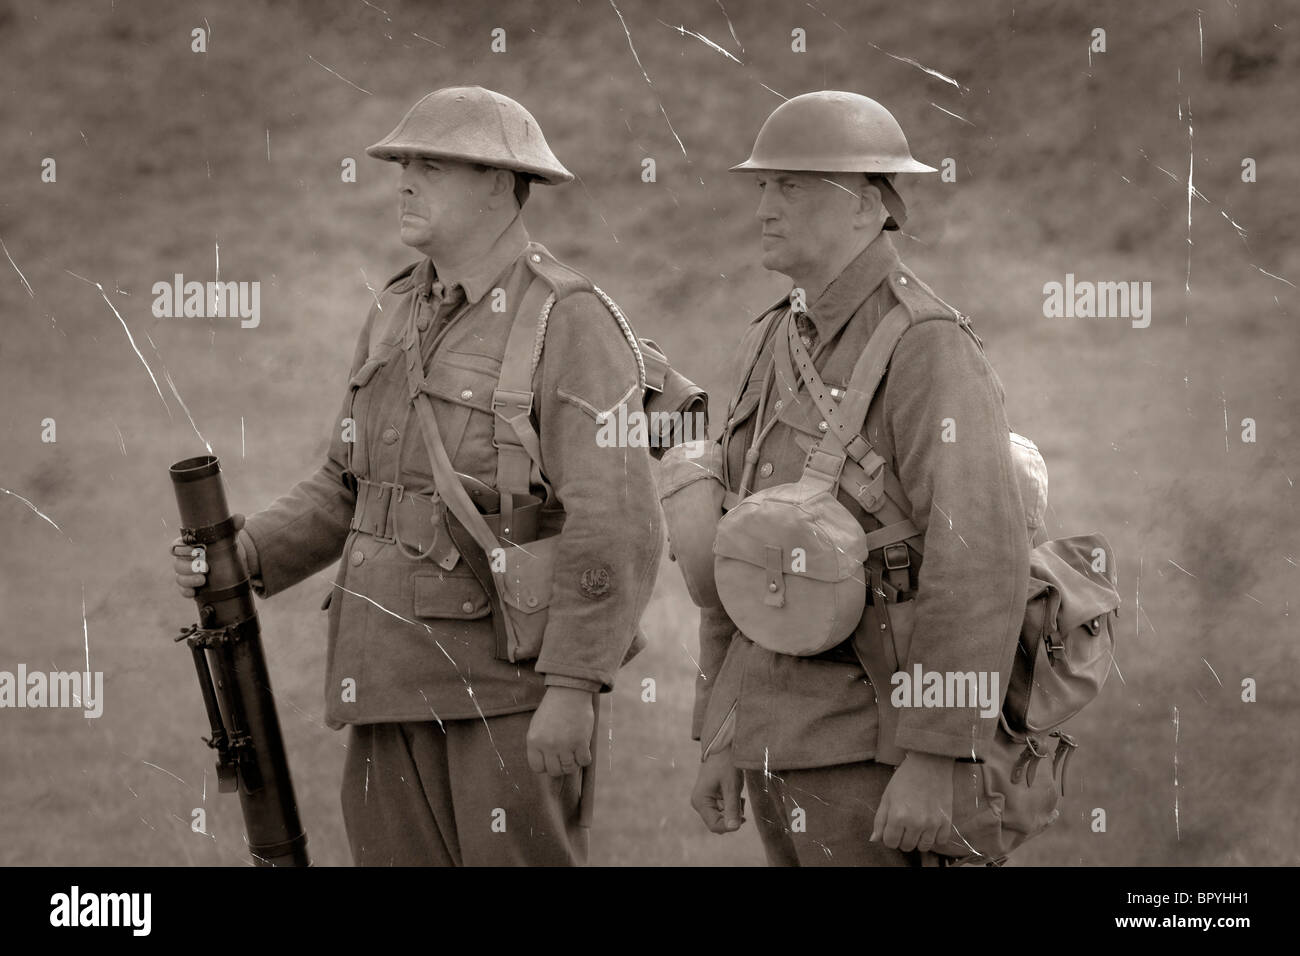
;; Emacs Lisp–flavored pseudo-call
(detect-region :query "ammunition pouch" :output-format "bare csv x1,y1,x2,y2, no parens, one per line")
444,500,555,664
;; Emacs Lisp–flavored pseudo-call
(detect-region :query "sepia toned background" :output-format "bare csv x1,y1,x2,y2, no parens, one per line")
1,0,1297,866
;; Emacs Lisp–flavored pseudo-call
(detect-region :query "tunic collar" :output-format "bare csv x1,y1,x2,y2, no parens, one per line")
409,212,531,305
793,230,902,344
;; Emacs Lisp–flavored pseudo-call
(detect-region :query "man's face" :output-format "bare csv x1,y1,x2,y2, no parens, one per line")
395,156,497,251
752,170,865,279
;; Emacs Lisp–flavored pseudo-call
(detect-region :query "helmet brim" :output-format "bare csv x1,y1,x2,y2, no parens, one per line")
365,142,574,185
729,156,938,174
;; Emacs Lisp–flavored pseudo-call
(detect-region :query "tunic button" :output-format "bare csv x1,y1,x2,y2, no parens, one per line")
382,427,399,444
531,253,542,263
461,601,475,614
818,421,829,432
415,313,430,332
526,596,539,608
773,400,783,412
801,336,812,347
898,275,908,285
758,462,773,478
460,388,473,401
350,549,365,567
768,582,779,592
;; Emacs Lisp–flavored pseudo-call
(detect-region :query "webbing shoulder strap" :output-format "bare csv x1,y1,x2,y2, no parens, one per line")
492,258,647,536
493,275,557,538
786,305,922,552
791,303,912,470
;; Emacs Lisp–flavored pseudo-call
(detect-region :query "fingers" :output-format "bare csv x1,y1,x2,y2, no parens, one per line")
915,826,938,854
869,791,889,844
721,771,744,831
691,766,745,835
896,825,921,853
870,792,908,850
936,817,954,851
881,816,907,851
526,742,546,775
575,736,593,769
691,789,728,834
171,538,206,597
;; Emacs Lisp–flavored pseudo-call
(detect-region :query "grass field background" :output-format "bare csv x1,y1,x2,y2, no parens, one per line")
1,0,1297,866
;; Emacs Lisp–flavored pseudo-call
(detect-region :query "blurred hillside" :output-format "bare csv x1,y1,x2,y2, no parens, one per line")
1,0,1298,866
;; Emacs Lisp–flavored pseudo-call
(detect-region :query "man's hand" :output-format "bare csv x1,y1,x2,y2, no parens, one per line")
870,750,955,853
526,686,594,777
691,748,745,834
171,513,246,598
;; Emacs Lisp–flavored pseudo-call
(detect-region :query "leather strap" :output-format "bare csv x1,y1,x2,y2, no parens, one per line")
782,304,926,556
788,303,913,468
400,332,505,554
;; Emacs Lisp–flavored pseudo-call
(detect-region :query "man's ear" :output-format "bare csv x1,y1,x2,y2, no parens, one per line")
484,167,516,209
856,175,888,231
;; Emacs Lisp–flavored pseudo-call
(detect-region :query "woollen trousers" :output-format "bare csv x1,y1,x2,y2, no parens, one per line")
341,714,587,866
744,762,945,867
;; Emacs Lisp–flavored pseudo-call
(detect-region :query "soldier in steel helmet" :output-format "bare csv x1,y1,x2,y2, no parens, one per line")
686,91,1030,865
171,86,663,865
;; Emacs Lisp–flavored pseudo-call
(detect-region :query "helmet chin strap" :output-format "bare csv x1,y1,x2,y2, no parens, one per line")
868,173,906,230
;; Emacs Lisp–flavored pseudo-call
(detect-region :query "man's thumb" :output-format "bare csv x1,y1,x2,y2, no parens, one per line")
723,775,742,829
232,513,245,531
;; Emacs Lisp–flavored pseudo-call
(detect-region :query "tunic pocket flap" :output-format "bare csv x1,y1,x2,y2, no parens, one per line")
494,535,559,615
412,572,491,620
424,363,497,411
348,357,387,389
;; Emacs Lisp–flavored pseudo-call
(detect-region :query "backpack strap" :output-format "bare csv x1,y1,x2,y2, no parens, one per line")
492,243,647,536
493,273,558,539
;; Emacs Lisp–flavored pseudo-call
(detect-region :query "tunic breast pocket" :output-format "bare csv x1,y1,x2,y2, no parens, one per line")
406,360,502,481
345,357,389,478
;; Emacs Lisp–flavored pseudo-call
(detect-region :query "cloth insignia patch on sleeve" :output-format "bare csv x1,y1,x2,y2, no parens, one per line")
579,565,613,600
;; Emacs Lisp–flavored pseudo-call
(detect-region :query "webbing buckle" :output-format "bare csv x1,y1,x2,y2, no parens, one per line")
883,542,910,571
491,387,534,417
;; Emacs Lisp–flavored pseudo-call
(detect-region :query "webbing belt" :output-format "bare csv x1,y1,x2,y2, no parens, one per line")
349,477,459,570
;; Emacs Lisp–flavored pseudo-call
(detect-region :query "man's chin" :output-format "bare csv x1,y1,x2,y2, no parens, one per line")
759,249,790,275
398,224,430,248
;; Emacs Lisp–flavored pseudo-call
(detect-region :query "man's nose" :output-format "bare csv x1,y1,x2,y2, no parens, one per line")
397,168,417,196
755,187,779,223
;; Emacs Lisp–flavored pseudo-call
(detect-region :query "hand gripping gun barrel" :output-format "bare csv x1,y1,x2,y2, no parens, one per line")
170,455,309,867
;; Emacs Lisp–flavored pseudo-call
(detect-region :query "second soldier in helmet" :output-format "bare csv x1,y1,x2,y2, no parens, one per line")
679,91,1030,865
